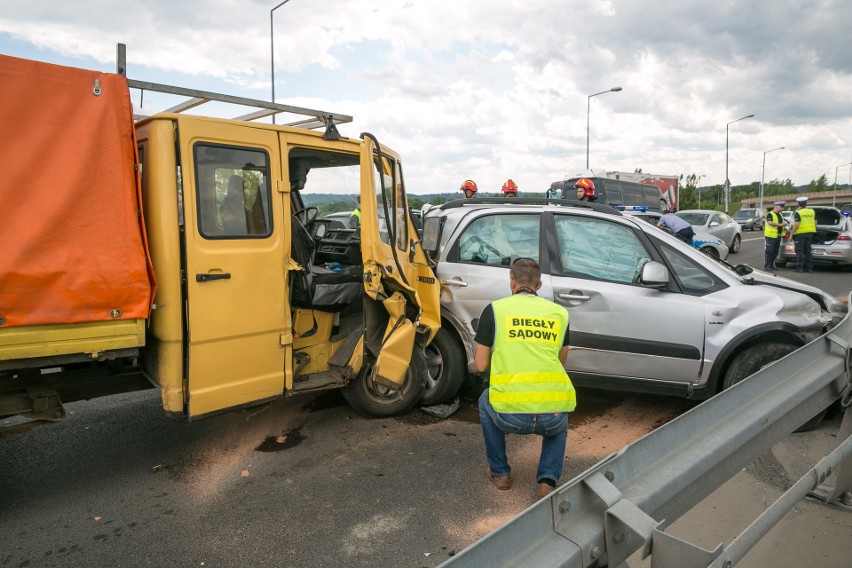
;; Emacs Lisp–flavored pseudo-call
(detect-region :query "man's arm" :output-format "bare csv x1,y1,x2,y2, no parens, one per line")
475,343,492,373
558,346,569,365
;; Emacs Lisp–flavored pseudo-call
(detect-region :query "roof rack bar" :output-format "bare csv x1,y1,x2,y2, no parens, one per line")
126,78,353,125
117,41,352,128
438,197,622,215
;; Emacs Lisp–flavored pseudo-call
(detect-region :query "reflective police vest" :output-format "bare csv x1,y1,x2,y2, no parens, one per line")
489,294,576,413
794,208,816,235
764,211,783,238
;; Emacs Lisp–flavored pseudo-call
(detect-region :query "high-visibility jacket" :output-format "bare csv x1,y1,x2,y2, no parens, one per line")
489,294,576,413
764,211,783,238
794,208,816,235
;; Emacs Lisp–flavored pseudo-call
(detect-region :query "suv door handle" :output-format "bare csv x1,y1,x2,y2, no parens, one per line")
196,273,231,282
441,278,469,288
557,292,590,301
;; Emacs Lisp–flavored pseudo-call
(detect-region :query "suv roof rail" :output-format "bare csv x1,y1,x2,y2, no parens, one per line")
115,43,352,133
437,197,622,215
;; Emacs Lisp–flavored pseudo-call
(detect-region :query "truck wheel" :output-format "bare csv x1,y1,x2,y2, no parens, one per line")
722,342,826,432
342,351,425,418
730,234,742,254
419,328,466,406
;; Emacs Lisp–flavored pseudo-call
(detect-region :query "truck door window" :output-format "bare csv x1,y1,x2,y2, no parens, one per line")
193,143,272,239
373,156,407,250
553,215,651,283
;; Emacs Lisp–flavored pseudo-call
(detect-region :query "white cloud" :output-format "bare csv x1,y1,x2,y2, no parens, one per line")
3,0,852,194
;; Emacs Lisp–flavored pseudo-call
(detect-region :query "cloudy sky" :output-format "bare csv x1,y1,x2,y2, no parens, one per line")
3,0,852,195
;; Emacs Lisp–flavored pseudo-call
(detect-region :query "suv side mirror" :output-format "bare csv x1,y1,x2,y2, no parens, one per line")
640,261,670,288
421,216,443,257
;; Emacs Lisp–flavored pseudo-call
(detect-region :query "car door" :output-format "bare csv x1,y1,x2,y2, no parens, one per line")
179,118,289,419
547,212,705,387
437,212,551,341
359,135,441,385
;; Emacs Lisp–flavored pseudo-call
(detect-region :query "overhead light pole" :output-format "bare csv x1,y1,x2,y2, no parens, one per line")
725,113,754,212
586,86,622,169
833,161,852,207
696,174,706,209
759,146,785,210
270,0,293,125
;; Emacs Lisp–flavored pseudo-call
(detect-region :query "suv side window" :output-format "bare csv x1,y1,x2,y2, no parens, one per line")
657,242,726,295
553,215,651,283
454,214,539,266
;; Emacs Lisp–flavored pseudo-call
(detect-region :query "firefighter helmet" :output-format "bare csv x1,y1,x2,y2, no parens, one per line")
502,179,518,194
575,178,596,199
460,179,478,194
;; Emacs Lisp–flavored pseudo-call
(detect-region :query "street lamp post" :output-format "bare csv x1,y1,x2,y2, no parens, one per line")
725,113,754,213
586,86,622,169
697,174,705,209
270,0,293,125
833,162,852,207
759,146,785,210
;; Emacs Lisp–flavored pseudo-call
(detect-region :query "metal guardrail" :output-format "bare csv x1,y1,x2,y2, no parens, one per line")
441,294,852,568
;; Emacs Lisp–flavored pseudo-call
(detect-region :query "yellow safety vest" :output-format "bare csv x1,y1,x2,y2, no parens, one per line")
764,211,783,238
794,208,816,235
489,294,576,413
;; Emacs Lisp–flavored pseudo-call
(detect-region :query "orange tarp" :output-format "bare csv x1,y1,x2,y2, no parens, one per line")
0,55,155,328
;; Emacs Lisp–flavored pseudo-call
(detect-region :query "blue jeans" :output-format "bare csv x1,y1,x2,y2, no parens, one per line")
478,389,569,484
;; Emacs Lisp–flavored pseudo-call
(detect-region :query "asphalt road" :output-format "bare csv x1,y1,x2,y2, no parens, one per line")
2,234,850,568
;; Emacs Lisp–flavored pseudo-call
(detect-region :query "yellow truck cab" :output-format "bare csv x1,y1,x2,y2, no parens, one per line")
0,47,448,434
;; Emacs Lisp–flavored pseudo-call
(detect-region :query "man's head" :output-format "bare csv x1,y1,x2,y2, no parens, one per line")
509,257,542,293
502,179,518,198
773,201,785,211
796,196,808,207
460,179,478,198
574,178,596,201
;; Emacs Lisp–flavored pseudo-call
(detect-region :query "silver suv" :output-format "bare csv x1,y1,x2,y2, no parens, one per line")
422,198,846,408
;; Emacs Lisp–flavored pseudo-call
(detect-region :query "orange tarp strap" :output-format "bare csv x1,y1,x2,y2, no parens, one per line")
0,55,155,328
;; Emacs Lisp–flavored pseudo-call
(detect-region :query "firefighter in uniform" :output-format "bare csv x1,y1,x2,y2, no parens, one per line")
502,179,518,197
763,201,786,271
790,196,816,272
575,178,596,202
460,179,478,199
474,258,575,498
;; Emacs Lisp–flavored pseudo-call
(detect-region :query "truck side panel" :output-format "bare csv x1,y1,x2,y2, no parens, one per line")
0,55,155,330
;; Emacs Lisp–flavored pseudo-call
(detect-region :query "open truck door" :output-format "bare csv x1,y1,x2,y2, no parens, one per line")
340,133,441,415
178,118,290,419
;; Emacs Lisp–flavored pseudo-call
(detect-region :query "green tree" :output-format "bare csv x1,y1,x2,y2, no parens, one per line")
808,174,828,193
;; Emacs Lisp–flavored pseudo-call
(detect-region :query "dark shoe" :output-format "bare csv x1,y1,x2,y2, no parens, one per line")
536,482,556,498
486,468,512,490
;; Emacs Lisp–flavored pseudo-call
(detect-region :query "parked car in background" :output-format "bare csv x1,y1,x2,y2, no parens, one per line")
618,207,729,260
733,208,765,231
421,197,845,429
675,209,742,253
777,206,852,269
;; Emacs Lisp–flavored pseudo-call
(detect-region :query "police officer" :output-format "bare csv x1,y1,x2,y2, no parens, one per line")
790,196,816,272
349,195,361,229
474,258,575,499
763,201,786,271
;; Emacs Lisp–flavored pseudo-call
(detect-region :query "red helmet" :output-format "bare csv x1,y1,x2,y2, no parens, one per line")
575,178,596,198
460,179,478,194
502,179,518,194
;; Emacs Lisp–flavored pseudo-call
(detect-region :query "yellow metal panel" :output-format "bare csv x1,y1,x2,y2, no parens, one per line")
135,120,185,405
178,116,288,418
0,320,145,361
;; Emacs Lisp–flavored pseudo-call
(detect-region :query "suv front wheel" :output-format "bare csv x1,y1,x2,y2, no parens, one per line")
722,341,825,431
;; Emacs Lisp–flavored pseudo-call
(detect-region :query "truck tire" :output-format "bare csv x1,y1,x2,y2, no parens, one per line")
342,351,425,418
419,328,466,406
722,342,826,432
